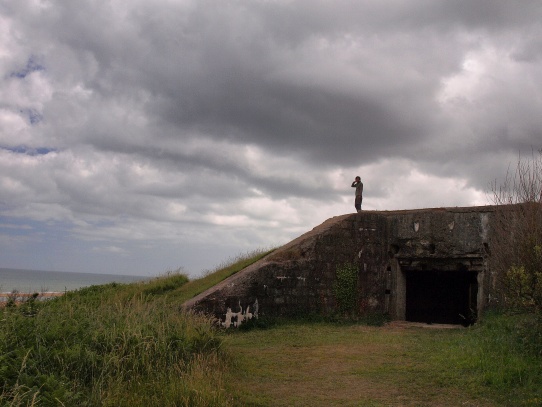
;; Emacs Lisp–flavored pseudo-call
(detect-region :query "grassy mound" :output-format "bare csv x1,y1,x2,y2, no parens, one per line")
0,249,271,406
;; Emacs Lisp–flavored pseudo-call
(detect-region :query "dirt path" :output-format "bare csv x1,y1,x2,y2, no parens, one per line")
224,322,498,406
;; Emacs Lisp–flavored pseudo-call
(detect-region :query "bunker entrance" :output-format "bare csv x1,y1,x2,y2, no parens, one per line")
405,269,478,326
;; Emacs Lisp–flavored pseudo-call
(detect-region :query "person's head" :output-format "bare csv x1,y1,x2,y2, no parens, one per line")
355,176,360,181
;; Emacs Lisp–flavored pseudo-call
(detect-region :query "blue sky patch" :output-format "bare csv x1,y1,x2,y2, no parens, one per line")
1,145,57,156
19,108,43,125
10,56,45,79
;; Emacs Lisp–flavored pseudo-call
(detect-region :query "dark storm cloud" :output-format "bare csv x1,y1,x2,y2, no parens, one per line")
2,0,542,276
132,2,448,166
13,1,538,184
9,0,536,170
3,1,540,179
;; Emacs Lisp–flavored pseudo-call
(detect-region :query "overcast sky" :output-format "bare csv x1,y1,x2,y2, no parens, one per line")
1,1,541,277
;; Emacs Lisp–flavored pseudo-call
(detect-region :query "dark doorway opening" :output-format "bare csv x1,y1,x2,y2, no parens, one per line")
405,269,478,326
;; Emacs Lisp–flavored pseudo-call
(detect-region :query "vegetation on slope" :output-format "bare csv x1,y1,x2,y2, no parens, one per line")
167,249,274,304
0,249,271,406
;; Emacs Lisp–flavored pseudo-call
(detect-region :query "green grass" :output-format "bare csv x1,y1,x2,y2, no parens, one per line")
0,249,272,406
0,287,227,406
223,315,542,406
2,247,542,406
167,248,274,303
444,312,542,406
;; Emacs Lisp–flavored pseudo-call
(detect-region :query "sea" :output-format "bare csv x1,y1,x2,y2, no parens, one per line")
0,268,148,294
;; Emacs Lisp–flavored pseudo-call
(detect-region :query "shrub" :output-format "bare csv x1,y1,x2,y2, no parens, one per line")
490,148,542,313
333,262,359,316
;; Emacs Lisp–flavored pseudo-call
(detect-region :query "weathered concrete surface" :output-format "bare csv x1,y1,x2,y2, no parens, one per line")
184,206,498,327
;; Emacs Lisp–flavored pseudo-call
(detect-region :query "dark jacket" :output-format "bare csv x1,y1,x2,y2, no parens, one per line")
351,181,363,196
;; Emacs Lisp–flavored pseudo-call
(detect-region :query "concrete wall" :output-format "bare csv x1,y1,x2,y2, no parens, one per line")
184,206,496,327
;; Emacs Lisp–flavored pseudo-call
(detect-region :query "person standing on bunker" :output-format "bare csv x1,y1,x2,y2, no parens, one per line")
351,176,363,212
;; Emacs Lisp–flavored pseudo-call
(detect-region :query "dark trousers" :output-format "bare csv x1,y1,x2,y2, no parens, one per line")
355,195,362,211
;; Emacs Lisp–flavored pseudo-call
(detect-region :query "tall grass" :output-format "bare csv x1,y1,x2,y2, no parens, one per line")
447,311,542,405
0,249,272,406
0,286,227,406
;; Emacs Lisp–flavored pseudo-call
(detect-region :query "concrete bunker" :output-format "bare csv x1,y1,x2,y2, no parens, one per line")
185,206,499,328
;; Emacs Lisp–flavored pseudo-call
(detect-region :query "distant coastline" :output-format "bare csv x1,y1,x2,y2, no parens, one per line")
0,268,147,295
0,291,65,305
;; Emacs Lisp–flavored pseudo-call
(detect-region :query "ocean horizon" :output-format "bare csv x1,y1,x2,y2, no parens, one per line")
0,268,149,294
